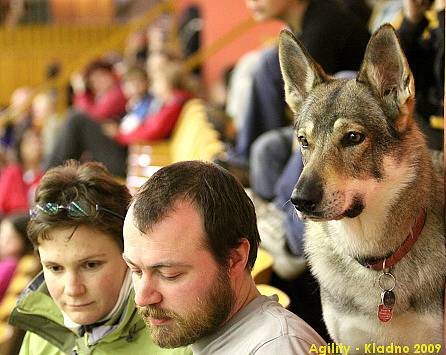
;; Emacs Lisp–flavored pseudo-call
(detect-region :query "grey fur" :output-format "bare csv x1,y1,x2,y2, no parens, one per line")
279,24,445,351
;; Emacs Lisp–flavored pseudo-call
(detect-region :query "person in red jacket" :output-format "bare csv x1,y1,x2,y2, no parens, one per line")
102,61,193,144
0,213,33,301
45,60,129,177
71,59,127,121
45,60,193,178
0,127,43,216
0,126,43,216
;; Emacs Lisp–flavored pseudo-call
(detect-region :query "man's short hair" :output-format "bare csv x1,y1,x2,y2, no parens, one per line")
28,160,131,250
132,160,261,270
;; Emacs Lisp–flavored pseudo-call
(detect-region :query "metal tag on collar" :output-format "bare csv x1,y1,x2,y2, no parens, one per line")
377,259,396,322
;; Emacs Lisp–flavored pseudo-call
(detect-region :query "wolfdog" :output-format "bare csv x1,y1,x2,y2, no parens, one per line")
278,24,445,351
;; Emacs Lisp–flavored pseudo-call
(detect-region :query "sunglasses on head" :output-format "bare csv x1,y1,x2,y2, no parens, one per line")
29,201,124,220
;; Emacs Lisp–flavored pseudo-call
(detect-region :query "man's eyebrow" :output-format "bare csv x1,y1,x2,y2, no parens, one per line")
149,262,191,270
122,254,190,270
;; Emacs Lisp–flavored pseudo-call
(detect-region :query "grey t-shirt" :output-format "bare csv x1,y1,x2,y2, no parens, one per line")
191,295,326,354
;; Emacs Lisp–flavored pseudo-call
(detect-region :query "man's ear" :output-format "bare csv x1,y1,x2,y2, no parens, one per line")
228,239,250,276
357,24,415,131
278,30,328,114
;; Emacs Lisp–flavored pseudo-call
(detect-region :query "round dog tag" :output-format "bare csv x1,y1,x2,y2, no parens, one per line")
377,304,393,322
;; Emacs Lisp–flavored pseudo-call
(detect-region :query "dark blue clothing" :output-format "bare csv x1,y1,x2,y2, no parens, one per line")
274,151,305,256
229,0,370,166
398,10,444,151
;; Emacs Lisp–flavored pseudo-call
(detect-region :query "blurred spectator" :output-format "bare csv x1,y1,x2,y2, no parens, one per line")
31,91,63,158
0,126,43,216
118,67,154,134
178,5,202,75
45,59,128,177
0,87,34,153
46,59,192,177
226,50,263,132
368,0,403,31
103,61,193,144
147,14,179,55
2,0,24,27
123,30,148,69
71,59,127,121
220,0,370,172
0,88,32,173
1,0,50,25
207,66,237,145
398,0,444,150
0,213,33,301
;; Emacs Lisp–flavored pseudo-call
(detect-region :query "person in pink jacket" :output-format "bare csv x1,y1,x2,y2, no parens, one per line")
0,213,33,301
71,59,127,121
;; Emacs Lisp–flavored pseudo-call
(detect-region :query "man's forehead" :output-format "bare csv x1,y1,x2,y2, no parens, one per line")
123,201,207,253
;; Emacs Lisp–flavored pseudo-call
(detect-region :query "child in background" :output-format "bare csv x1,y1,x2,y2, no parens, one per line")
102,60,193,144
31,91,63,159
116,67,158,136
0,213,33,301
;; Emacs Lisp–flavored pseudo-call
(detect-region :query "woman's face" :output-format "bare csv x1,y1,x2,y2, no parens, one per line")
38,225,127,325
88,69,116,97
20,129,43,166
0,220,24,259
123,76,148,100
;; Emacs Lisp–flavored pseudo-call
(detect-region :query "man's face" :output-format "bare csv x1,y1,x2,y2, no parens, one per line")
245,0,293,21
123,201,235,348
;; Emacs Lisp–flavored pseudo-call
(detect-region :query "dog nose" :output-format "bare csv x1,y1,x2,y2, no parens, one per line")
291,177,323,213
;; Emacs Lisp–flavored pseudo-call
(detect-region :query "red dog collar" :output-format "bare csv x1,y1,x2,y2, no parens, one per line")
362,209,426,271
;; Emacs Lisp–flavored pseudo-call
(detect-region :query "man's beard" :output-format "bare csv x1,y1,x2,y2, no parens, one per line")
138,268,235,348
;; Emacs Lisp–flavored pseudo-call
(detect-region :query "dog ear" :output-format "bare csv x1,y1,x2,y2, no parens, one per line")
357,24,414,131
279,30,327,113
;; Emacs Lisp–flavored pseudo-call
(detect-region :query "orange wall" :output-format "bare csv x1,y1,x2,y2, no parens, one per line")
175,0,283,88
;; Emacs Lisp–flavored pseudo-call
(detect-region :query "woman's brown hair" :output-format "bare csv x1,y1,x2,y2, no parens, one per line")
28,160,131,250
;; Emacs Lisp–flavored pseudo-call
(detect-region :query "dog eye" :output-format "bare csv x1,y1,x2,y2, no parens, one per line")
298,136,309,148
342,132,365,146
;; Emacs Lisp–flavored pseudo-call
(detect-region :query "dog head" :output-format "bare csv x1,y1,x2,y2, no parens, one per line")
279,24,418,221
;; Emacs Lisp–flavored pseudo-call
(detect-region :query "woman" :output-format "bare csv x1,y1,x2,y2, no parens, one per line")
71,59,127,122
9,160,190,355
0,126,43,216
44,59,128,178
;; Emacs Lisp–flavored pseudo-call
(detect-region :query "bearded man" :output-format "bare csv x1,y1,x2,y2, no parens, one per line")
122,160,326,354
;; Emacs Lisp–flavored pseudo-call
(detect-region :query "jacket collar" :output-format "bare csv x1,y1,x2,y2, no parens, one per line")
9,272,144,352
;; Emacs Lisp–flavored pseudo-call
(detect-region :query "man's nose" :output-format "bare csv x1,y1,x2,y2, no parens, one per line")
134,275,162,307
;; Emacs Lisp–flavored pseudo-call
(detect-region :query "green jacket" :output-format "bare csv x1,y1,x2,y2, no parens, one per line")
9,273,191,355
